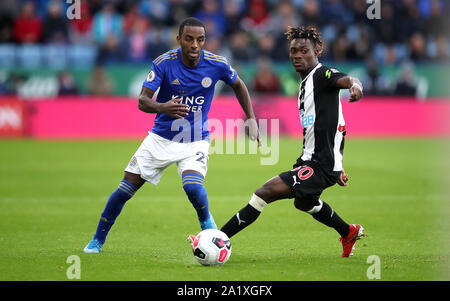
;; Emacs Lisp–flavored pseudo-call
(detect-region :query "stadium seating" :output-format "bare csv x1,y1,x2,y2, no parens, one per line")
67,44,98,69
0,44,98,70
17,45,42,69
0,44,16,69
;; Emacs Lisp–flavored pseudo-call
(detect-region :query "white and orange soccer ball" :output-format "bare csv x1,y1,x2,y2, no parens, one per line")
191,229,232,266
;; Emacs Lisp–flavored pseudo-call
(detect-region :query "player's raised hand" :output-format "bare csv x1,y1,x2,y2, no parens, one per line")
337,170,349,186
349,82,363,102
159,98,190,119
245,118,262,147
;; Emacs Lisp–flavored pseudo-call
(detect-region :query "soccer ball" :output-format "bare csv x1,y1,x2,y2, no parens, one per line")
191,229,232,266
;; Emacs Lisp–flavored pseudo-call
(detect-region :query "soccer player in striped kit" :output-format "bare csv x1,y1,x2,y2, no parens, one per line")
219,26,365,257
84,17,260,253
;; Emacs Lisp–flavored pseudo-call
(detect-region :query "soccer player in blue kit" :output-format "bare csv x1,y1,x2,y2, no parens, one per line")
84,18,260,253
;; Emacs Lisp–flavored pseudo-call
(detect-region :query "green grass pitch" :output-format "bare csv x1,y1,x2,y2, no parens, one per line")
0,138,448,281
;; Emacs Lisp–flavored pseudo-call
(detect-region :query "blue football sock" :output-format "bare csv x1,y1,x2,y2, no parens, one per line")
93,180,137,244
182,173,215,228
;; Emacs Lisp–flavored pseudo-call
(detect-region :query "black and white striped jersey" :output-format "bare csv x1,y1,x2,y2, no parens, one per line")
297,63,347,172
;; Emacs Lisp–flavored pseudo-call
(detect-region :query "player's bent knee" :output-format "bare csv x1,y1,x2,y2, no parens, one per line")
254,186,267,203
254,184,277,203
123,172,145,190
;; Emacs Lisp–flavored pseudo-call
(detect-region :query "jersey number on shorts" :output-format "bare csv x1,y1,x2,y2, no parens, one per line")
293,166,314,180
196,151,208,166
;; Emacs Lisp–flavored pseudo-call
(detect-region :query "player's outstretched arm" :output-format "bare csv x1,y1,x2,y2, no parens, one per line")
138,86,189,118
231,76,261,146
335,76,363,102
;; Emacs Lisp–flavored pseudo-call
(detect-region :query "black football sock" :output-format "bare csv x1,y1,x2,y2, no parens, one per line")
309,200,350,237
220,194,267,238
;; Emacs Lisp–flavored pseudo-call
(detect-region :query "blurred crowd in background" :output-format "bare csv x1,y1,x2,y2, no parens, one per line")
0,0,449,98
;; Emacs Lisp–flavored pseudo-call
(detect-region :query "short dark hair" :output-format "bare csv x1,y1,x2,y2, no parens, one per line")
178,17,205,37
285,26,324,56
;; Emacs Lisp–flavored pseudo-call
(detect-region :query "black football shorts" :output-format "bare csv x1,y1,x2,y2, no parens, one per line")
279,160,341,203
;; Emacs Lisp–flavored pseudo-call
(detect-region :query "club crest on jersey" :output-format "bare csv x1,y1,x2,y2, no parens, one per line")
146,70,155,82
201,77,212,88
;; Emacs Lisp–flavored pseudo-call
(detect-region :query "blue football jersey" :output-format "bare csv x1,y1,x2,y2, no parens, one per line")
142,48,238,142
